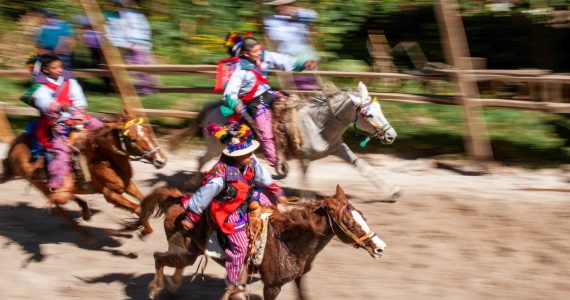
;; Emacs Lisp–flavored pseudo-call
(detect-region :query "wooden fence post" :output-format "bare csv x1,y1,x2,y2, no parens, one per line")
0,102,15,143
435,0,493,161
78,0,147,120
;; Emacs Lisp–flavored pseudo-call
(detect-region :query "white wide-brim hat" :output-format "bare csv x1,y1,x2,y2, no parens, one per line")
263,0,296,5
222,140,260,157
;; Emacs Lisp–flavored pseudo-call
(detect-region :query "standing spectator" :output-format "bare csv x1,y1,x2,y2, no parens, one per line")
75,15,104,67
263,0,320,90
35,9,76,70
105,0,157,95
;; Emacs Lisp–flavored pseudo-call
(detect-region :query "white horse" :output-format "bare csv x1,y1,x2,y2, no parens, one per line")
171,82,401,199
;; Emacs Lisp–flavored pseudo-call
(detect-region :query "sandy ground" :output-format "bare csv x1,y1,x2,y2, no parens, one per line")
0,142,569,300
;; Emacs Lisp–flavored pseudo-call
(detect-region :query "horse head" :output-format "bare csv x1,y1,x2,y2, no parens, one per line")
348,82,397,145
325,185,387,259
110,115,167,169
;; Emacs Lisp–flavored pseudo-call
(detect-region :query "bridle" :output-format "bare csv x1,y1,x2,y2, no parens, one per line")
114,118,161,163
326,202,378,249
352,97,393,147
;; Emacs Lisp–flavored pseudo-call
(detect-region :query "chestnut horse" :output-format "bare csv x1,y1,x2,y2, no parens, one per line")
129,185,387,299
0,114,167,239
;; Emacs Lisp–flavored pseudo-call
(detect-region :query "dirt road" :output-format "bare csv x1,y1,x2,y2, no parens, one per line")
1,143,569,299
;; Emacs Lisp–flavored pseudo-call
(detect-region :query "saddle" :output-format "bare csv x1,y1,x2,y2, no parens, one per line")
204,202,273,267
271,94,303,159
26,127,92,188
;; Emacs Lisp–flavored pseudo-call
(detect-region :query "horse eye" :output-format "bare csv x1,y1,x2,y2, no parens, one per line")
366,114,373,118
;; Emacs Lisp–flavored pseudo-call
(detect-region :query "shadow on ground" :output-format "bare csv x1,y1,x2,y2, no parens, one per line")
0,202,136,267
77,272,262,300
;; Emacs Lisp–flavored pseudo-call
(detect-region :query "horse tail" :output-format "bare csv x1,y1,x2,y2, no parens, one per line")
121,187,183,233
168,100,223,151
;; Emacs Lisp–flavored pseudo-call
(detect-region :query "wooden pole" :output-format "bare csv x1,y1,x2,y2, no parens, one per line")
78,0,147,119
0,102,15,143
435,0,493,161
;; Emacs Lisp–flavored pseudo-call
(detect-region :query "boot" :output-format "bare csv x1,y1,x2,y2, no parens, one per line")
48,174,74,204
48,188,74,204
220,284,246,300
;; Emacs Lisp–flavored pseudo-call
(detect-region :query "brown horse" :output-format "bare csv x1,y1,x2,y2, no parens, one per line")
129,185,387,299
0,114,167,239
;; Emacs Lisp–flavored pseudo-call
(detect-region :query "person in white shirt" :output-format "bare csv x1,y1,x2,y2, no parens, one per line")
31,52,104,203
263,0,320,90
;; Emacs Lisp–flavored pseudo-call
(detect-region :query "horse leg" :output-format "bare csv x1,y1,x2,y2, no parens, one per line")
124,180,153,235
102,187,141,215
333,143,401,200
125,179,144,201
150,249,196,299
300,158,310,176
263,285,283,300
295,277,308,300
148,252,166,300
74,196,92,221
164,267,184,295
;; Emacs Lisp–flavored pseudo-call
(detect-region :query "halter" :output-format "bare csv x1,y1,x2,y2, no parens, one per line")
352,97,393,148
116,118,161,163
326,203,378,249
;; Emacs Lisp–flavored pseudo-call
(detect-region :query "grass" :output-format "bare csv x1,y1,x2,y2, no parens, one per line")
1,75,569,168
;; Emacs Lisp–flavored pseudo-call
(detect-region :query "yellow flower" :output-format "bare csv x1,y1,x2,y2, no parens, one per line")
214,128,227,140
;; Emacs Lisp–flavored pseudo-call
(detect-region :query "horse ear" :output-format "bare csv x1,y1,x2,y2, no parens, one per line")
335,184,348,202
358,81,369,102
325,197,339,210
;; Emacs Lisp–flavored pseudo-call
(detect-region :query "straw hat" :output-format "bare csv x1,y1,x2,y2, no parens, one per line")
263,0,296,5
207,122,260,157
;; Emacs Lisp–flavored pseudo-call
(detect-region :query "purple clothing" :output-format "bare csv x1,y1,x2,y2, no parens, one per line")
48,117,104,189
124,49,157,95
82,30,101,49
224,210,249,285
254,104,278,167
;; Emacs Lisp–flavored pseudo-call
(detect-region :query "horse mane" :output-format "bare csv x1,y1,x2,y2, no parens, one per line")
88,112,129,123
270,199,328,234
84,126,117,151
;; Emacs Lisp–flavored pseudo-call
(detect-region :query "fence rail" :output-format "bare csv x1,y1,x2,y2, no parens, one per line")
1,65,569,145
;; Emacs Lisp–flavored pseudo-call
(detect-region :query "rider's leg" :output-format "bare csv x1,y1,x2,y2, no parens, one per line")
254,104,278,167
224,210,248,289
84,115,104,131
48,124,73,203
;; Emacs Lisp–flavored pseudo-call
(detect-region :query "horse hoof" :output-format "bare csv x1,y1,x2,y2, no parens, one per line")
148,291,158,300
164,276,181,295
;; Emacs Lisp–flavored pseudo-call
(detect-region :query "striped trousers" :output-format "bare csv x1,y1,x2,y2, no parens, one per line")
48,117,104,189
254,104,278,167
224,210,249,285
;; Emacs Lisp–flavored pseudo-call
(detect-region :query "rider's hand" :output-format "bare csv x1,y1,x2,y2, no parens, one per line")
276,195,288,206
61,104,69,112
235,103,244,115
181,219,195,231
304,60,317,70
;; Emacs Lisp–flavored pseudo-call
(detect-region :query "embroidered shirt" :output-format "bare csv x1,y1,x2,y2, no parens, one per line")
185,155,283,214
221,51,305,116
32,75,87,117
